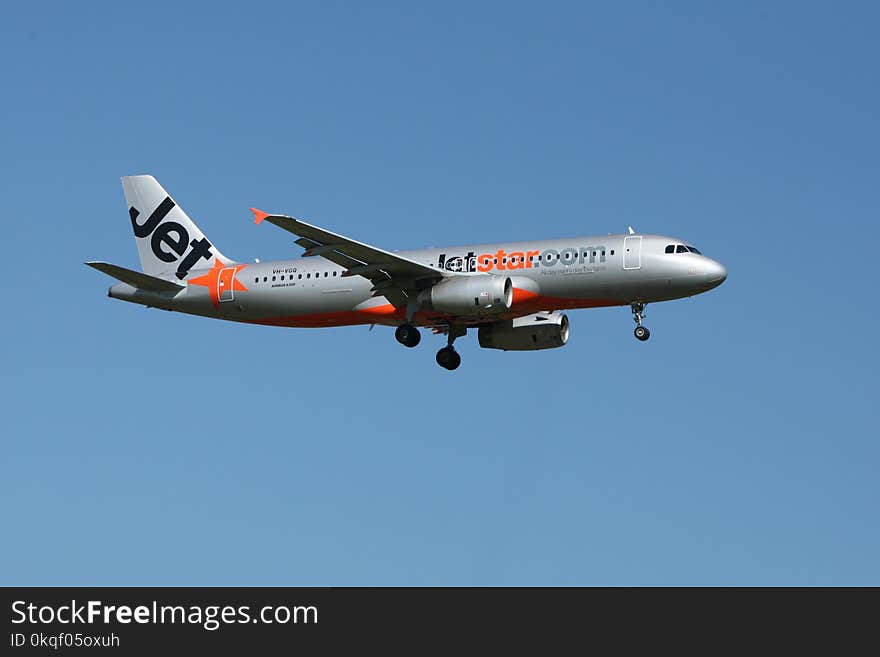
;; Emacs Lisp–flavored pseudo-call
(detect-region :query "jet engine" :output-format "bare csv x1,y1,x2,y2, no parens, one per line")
418,275,513,315
478,311,570,351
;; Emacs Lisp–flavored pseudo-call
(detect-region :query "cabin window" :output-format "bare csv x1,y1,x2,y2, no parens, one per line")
263,277,267,282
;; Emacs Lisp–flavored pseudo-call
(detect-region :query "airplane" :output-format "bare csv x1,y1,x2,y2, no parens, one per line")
87,175,727,370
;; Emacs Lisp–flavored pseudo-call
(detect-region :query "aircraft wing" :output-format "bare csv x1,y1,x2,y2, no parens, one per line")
251,208,445,306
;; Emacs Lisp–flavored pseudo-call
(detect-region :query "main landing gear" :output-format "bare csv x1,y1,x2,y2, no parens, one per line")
436,346,461,370
631,302,651,342
394,323,421,348
436,326,466,371
394,321,466,370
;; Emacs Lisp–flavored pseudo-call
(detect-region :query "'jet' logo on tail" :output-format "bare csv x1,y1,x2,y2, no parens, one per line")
129,196,214,279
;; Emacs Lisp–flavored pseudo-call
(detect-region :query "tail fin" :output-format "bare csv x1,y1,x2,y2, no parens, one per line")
122,175,230,280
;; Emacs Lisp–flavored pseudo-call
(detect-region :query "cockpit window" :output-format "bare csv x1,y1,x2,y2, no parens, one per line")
666,243,703,254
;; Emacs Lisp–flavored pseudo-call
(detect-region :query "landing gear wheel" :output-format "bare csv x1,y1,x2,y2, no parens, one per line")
395,323,421,348
630,302,650,342
436,346,461,370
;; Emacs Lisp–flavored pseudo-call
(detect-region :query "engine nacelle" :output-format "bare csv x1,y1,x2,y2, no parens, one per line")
478,312,570,351
419,275,513,316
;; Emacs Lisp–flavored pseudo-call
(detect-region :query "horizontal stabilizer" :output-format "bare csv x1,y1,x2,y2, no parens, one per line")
85,261,185,292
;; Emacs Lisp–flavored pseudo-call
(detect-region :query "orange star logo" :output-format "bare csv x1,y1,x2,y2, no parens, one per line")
187,259,249,308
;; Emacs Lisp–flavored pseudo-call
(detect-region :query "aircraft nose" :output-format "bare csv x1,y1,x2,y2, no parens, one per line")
705,259,727,287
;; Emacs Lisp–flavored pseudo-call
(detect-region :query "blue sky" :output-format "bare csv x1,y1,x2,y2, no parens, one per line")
2,1,878,585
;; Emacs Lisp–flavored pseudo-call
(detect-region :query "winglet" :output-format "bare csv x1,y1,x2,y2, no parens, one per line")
251,208,270,225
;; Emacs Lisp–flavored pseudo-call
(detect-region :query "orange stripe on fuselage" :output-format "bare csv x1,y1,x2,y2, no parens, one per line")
248,311,397,328
505,288,621,314
243,290,623,328
512,287,540,304
356,303,399,317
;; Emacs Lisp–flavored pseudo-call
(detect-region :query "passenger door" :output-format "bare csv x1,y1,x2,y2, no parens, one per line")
623,236,642,270
218,267,237,302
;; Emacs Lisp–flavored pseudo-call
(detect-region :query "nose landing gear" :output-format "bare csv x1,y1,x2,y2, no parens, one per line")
631,302,651,341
